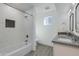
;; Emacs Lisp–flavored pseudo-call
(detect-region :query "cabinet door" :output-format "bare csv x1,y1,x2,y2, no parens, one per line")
53,44,79,56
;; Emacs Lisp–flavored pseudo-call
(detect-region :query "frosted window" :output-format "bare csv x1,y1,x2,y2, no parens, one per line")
44,16,53,25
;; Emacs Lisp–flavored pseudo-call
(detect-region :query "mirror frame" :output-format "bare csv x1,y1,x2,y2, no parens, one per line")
71,3,79,36
69,13,74,32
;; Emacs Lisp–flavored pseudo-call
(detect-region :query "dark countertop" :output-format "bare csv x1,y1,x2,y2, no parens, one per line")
52,32,79,48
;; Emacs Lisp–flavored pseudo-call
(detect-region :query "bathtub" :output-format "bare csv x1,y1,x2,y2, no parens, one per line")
0,42,32,56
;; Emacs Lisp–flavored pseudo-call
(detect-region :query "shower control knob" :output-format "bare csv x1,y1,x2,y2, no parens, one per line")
26,34,29,38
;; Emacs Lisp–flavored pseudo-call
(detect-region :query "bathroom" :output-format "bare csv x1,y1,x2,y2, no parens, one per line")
0,2,79,56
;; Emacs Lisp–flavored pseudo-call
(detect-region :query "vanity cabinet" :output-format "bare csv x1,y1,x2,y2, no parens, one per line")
53,43,79,56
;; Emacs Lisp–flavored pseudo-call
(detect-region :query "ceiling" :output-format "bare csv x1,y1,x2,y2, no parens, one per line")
6,3,72,15
6,3,34,12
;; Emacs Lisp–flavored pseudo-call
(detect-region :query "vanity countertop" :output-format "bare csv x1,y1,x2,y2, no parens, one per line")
52,32,79,47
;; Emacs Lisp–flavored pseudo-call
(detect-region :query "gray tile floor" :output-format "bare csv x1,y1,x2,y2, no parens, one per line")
25,43,53,56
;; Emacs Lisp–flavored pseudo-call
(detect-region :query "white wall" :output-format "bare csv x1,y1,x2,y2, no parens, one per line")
0,3,34,53
34,3,70,46
34,4,58,46
26,8,36,51
55,3,72,32
57,14,69,32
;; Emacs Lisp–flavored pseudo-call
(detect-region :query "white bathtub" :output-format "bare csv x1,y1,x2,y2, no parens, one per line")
0,42,32,56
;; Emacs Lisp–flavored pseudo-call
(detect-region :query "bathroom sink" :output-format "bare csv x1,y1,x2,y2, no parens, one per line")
58,38,73,43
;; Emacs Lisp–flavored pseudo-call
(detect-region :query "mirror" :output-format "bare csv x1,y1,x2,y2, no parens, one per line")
75,3,79,33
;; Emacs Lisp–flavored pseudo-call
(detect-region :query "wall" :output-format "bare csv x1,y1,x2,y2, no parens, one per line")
34,4,58,46
24,8,35,50
34,3,70,46
0,3,34,53
57,14,69,32
55,3,72,32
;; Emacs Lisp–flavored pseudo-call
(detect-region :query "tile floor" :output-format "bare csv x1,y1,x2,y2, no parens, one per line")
25,43,53,56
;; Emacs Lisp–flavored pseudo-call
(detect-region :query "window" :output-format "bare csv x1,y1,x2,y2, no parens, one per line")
44,16,53,25
5,19,15,28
